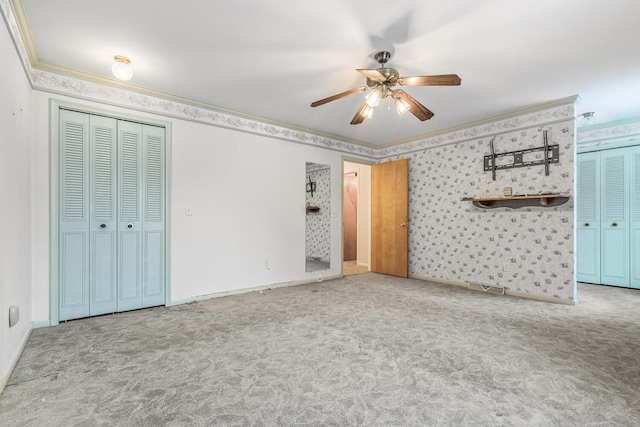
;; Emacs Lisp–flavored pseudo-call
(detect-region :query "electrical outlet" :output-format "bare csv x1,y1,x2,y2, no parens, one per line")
264,260,270,270
504,264,510,272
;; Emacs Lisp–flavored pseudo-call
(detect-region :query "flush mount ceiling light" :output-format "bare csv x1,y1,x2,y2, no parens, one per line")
311,51,461,125
111,55,133,81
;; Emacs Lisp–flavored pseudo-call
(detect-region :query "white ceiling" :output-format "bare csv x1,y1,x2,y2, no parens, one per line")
17,0,640,146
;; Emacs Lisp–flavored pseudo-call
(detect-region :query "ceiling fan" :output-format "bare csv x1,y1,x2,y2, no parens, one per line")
311,51,461,125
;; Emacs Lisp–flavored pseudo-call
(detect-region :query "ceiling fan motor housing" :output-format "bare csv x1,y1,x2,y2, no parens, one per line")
374,51,391,65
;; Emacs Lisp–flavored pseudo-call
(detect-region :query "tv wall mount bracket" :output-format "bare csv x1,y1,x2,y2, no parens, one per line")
484,130,559,180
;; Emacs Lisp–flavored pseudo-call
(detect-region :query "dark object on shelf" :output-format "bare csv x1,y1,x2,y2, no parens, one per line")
462,194,569,209
306,176,316,197
306,205,320,213
484,130,558,180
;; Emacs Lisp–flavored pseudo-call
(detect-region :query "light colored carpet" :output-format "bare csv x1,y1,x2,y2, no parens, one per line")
1,274,639,426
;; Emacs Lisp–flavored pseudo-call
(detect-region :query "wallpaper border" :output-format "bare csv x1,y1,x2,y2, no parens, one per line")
577,118,640,149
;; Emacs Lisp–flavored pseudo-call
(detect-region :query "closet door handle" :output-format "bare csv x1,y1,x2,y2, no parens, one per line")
127,223,133,229
584,223,589,227
612,223,618,227
100,223,107,229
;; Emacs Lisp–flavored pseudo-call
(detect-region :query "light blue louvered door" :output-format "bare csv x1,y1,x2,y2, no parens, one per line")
59,110,165,321
600,148,630,287
577,146,640,288
576,152,600,283
117,121,166,311
629,146,640,289
59,110,91,320
90,115,118,315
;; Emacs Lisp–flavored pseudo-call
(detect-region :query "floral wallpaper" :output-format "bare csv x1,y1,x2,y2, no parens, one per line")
386,116,576,301
305,165,331,263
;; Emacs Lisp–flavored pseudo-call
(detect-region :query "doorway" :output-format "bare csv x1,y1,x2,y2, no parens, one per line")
343,161,371,275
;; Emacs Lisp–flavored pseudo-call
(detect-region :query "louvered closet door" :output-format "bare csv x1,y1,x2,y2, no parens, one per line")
60,111,165,320
600,148,630,287
117,121,144,311
630,146,640,289
141,125,166,307
576,152,600,283
117,121,166,310
89,115,118,315
59,110,91,321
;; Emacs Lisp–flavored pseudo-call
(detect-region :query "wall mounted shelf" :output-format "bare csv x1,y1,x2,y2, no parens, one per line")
462,194,569,209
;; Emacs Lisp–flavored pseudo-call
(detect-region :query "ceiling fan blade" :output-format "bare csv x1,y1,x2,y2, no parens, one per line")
350,100,368,125
311,86,367,107
398,74,461,86
396,90,434,121
356,68,387,83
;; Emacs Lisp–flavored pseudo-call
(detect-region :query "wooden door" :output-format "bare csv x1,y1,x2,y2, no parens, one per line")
576,152,601,283
343,172,358,261
371,158,409,277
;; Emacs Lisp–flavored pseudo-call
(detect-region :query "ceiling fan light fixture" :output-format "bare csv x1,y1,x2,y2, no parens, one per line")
112,55,133,81
361,105,375,119
365,86,383,107
394,96,411,115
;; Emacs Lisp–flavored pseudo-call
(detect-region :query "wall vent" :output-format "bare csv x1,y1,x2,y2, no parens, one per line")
468,282,506,295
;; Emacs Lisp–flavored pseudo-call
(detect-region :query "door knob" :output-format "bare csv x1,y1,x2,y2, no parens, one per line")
584,223,589,227
100,224,107,229
612,223,618,227
127,223,133,229
400,222,408,227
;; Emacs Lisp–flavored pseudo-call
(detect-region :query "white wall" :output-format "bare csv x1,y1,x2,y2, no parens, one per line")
30,91,352,320
0,16,33,388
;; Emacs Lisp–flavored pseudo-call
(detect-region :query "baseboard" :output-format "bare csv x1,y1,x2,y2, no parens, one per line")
168,274,344,307
0,322,33,396
505,288,575,305
33,320,52,329
409,273,575,305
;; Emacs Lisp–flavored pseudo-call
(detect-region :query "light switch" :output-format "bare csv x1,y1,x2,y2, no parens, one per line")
185,204,193,216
